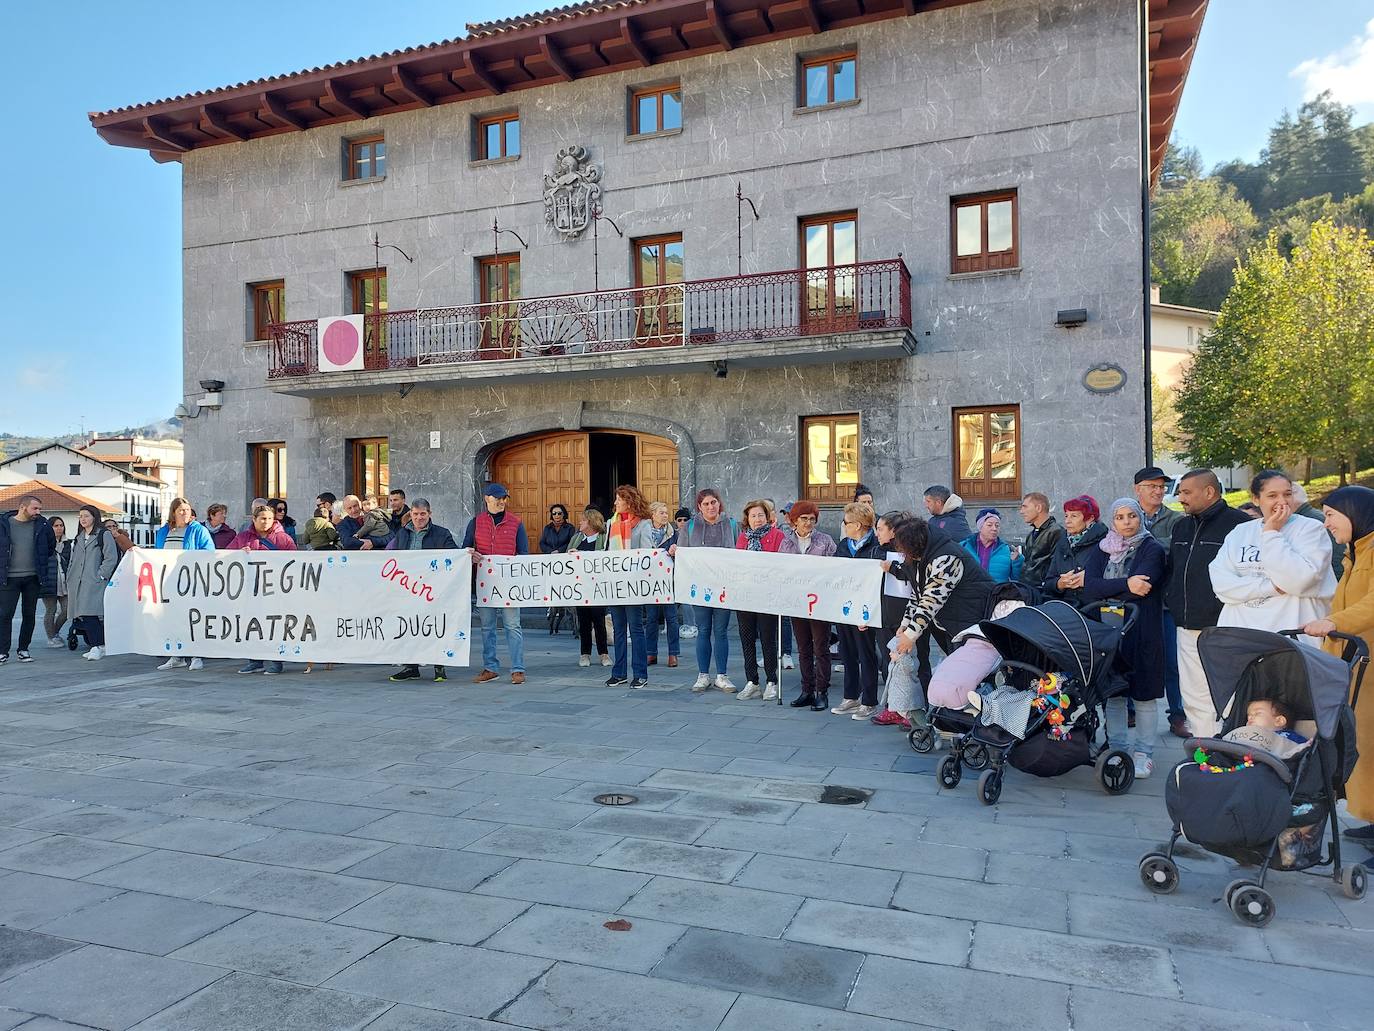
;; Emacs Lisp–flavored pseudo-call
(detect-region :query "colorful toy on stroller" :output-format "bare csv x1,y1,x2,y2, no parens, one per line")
911,598,1138,806
1139,626,1368,926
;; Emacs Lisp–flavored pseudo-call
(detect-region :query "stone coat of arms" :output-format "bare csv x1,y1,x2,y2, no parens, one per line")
543,145,602,239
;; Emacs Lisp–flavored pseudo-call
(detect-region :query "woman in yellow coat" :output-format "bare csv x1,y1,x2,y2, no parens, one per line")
1303,485,1374,857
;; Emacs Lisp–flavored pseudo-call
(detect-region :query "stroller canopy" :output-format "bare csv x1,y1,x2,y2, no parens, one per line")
979,600,1121,691
1198,627,1352,740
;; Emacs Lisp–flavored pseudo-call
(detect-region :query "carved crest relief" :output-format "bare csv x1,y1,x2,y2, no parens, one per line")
543,145,602,239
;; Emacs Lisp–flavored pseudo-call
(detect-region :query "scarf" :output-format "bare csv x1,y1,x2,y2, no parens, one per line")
845,530,874,556
1100,497,1151,578
1325,485,1374,545
743,524,770,551
648,523,671,547
610,513,640,549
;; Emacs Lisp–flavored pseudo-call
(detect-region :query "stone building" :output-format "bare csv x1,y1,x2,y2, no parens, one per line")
91,0,1206,538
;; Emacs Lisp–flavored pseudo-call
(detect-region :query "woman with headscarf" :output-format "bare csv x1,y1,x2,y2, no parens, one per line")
1210,470,1336,647
1042,495,1107,606
1081,497,1168,778
1302,485,1374,856
960,508,1023,583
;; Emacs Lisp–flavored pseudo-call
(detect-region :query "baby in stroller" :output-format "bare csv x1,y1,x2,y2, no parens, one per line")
1222,698,1308,755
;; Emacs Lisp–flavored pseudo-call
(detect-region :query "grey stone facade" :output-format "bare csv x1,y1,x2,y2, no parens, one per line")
181,0,1148,528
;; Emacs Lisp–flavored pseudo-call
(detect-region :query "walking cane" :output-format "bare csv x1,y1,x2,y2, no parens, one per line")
776,613,784,706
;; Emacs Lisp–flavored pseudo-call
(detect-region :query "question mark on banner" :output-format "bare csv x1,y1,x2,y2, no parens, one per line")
718,590,726,604
807,593,819,615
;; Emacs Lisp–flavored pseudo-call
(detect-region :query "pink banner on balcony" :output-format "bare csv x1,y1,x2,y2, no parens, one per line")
318,315,365,372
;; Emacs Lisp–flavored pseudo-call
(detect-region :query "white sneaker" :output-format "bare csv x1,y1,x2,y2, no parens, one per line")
84,646,104,661
691,673,712,692
1133,752,1154,780
158,657,188,670
763,682,779,700
579,655,591,667
600,654,612,667
714,675,737,694
782,655,794,670
47,637,65,649
831,698,861,714
188,658,204,671
737,682,762,701
851,705,877,720
680,625,698,639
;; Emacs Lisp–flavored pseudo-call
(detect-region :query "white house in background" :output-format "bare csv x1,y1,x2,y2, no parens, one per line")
0,442,163,545
81,436,185,512
0,481,124,544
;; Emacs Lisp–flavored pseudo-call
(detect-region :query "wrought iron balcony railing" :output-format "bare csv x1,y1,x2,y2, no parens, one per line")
268,258,911,379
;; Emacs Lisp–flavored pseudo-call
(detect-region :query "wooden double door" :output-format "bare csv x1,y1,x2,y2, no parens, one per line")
490,430,680,550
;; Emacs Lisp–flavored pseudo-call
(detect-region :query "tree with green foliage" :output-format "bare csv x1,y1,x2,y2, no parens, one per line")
1175,221,1374,483
1151,177,1258,309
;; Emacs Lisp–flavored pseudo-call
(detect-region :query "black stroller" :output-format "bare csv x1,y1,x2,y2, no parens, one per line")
1139,627,1368,926
911,598,1138,806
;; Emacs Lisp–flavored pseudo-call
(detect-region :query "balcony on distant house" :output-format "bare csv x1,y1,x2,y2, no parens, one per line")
266,259,914,394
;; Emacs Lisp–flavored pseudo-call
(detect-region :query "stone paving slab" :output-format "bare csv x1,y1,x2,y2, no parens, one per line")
1,644,1371,1029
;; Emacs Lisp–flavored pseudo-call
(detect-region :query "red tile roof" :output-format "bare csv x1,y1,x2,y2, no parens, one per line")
0,480,124,516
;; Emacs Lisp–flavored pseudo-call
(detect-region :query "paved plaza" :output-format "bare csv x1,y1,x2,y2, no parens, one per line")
0,629,1368,1031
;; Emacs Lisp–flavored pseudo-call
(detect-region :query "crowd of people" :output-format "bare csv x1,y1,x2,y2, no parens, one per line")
2,466,1372,865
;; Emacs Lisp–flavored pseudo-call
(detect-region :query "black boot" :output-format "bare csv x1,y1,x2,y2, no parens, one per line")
790,692,815,708
811,691,830,712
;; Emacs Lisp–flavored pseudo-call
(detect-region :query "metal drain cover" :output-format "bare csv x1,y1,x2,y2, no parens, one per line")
594,793,638,806
819,785,872,805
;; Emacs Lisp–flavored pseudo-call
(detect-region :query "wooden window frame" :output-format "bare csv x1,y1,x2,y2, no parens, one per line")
344,134,385,181
350,438,390,500
951,405,1022,502
950,190,1019,274
250,279,284,341
348,268,388,359
478,253,522,355
633,233,685,342
798,211,859,331
249,442,287,502
799,414,862,505
630,82,682,136
475,112,520,161
798,51,858,109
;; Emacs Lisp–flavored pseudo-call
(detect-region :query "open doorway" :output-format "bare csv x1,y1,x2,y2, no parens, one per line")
587,432,638,517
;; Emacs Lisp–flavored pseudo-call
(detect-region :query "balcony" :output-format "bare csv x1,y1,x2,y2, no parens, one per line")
267,259,914,394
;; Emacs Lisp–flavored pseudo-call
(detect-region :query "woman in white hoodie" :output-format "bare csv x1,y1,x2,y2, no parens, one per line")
1209,470,1337,647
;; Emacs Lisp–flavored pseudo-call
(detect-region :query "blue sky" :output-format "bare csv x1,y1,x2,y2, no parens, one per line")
5,1,1373,438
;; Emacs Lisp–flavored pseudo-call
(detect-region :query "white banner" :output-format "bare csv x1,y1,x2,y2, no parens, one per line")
476,549,674,607
673,548,883,627
318,315,365,372
105,549,472,666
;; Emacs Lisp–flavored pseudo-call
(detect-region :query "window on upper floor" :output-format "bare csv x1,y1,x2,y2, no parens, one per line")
351,438,390,500
249,442,287,501
249,280,285,341
344,134,385,181
799,51,857,109
70,464,81,476
951,190,1019,274
953,405,1022,502
630,83,682,136
801,414,861,505
35,463,48,475
475,112,520,161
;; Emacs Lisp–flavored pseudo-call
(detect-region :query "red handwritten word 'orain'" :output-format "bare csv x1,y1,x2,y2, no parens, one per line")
380,558,436,603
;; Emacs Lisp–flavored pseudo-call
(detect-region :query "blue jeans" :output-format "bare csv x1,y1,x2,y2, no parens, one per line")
693,606,732,675
646,604,679,659
612,605,649,680
1162,610,1184,721
479,606,524,673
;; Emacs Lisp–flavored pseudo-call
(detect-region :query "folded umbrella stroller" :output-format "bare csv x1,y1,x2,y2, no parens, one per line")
1138,627,1368,927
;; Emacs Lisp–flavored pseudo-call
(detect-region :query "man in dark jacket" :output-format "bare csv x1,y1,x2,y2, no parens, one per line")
1163,469,1251,739
385,498,458,683
1,496,57,664
1017,491,1062,590
923,486,971,540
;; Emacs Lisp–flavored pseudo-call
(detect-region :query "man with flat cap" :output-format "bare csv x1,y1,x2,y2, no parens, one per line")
465,483,529,685
1133,466,1188,737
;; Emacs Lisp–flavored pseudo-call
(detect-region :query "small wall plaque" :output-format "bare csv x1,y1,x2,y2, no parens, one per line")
1082,364,1127,394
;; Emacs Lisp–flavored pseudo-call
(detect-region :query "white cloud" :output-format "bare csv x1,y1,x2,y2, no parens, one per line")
1291,17,1374,109
17,361,66,391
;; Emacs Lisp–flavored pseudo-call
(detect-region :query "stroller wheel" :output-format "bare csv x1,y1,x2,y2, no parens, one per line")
1138,853,1179,894
963,743,991,771
909,726,936,754
938,754,962,789
67,630,79,651
1223,878,1250,909
1095,748,1135,795
1341,863,1368,900
1230,884,1275,927
977,768,1002,806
